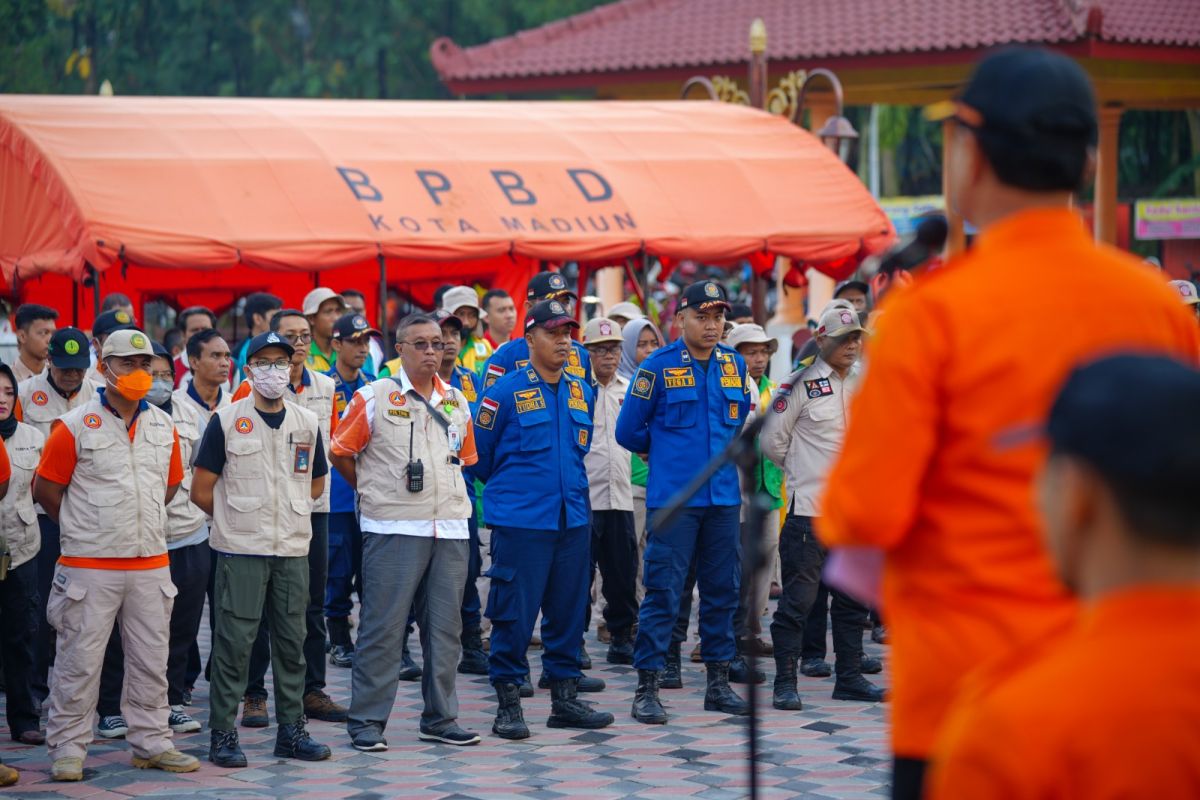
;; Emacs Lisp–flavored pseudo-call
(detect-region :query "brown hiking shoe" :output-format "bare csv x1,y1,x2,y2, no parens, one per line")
241,696,269,728
0,762,17,786
303,690,348,723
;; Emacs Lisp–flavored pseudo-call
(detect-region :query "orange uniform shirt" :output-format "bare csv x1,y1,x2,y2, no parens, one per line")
819,208,1200,758
928,587,1200,799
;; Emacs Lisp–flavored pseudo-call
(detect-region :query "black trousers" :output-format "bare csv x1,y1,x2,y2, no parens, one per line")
247,512,328,699
0,559,41,736
589,509,639,638
32,514,60,702
166,540,211,705
892,757,928,800
802,583,830,660
769,514,868,676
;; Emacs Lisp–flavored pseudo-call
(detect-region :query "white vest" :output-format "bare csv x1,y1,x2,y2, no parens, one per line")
284,370,335,513
19,372,89,439
209,397,318,558
166,398,207,542
0,423,45,568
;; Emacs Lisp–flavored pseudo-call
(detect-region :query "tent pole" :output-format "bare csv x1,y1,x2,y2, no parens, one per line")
639,250,651,313
88,264,101,321
376,250,387,338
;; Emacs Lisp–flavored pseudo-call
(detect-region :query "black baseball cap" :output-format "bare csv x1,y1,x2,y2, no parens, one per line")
49,327,91,369
678,280,731,313
728,303,753,320
1047,354,1200,503
432,309,465,332
524,299,580,332
331,312,380,341
92,309,137,339
151,341,176,373
527,272,576,301
245,331,295,360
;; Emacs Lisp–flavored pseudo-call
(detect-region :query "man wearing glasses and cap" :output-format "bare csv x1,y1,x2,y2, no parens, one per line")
470,300,614,740
616,280,753,724
481,272,591,391
441,287,494,377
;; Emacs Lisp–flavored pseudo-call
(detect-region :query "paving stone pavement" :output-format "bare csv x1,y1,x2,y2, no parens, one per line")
0,613,892,799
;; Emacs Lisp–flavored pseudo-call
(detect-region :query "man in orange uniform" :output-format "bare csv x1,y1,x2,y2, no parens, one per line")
929,354,1200,798
818,46,1200,799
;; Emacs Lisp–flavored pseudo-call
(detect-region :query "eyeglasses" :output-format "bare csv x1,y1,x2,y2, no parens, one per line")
151,371,174,382
249,359,291,371
403,340,446,352
280,333,312,345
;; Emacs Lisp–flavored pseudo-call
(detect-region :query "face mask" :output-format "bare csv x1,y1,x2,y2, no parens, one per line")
146,378,174,407
108,369,153,402
249,365,290,399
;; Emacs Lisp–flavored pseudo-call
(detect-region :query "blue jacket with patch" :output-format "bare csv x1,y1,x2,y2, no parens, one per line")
469,366,595,531
481,338,591,392
615,338,751,509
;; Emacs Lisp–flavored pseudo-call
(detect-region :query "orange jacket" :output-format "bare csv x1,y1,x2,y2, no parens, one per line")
818,207,1200,758
928,587,1200,799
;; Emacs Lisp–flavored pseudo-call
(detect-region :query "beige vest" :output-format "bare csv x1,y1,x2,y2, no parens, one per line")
356,380,474,523
209,397,318,558
19,372,89,439
0,423,45,568
166,398,207,542
284,370,335,513
173,383,230,428
57,399,175,558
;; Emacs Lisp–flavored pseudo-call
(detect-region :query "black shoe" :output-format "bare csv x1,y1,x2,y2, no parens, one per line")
772,656,803,711
209,729,247,768
871,625,888,645
538,673,605,693
399,631,422,682
661,641,683,690
492,683,530,740
862,656,883,675
547,678,614,730
419,724,481,746
458,627,489,675
579,642,593,670
632,669,668,724
519,671,534,698
351,727,388,752
704,662,750,716
606,634,634,665
832,674,886,703
728,655,766,685
800,658,833,678
273,719,332,761
329,644,355,668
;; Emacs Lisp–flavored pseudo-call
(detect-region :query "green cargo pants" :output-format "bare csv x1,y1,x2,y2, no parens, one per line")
209,552,308,731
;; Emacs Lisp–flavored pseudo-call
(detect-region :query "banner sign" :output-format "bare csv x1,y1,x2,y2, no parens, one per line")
1135,199,1200,240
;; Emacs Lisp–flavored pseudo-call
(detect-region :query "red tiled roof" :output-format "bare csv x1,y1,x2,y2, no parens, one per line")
432,0,1200,91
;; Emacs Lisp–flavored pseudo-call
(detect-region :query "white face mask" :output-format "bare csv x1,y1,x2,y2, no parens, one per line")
146,378,174,407
249,365,290,399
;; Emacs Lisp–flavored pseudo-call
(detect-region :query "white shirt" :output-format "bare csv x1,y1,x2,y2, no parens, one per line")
584,374,634,511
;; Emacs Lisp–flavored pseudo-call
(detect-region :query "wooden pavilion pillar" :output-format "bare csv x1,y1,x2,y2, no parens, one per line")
1094,105,1123,244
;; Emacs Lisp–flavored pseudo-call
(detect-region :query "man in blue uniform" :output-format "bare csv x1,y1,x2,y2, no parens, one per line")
324,313,377,668
481,272,591,390
616,280,753,724
470,300,614,740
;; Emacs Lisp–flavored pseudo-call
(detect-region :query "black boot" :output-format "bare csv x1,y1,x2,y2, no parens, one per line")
833,651,886,703
208,729,247,768
862,655,883,675
606,632,634,665
538,672,606,692
273,719,331,761
399,630,422,682
579,642,593,670
492,682,530,740
631,669,668,724
520,671,534,698
772,656,802,711
328,617,354,666
547,679,614,729
704,662,750,715
458,626,489,675
661,641,683,689
728,654,766,685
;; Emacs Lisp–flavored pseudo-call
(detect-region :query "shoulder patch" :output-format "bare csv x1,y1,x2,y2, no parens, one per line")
632,368,655,399
476,396,499,430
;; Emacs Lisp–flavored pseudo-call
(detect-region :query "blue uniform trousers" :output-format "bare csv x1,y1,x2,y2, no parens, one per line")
485,524,590,685
633,505,741,671
324,511,363,622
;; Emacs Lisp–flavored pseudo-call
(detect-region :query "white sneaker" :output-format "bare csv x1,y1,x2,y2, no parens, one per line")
97,715,129,739
168,706,201,733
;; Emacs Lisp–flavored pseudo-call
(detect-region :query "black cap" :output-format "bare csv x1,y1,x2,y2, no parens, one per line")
1048,354,1200,501
245,331,295,360
432,309,464,332
151,341,176,373
678,280,731,313
524,299,580,332
728,303,753,320
48,327,91,369
92,309,137,339
331,312,381,341
527,272,576,301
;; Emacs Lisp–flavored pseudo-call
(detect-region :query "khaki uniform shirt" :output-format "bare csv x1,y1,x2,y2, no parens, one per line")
0,422,45,567
584,374,633,512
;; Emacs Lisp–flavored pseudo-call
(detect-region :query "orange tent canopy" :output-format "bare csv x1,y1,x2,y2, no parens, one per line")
0,96,893,286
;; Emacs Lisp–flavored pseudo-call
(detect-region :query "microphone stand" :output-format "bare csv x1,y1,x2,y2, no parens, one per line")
650,413,770,800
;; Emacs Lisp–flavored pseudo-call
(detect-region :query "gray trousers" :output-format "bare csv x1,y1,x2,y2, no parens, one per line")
348,533,468,737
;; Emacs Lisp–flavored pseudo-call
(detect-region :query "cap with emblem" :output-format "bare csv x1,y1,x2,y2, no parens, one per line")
302,287,346,316
678,280,731,313
607,302,644,322
92,309,137,339
441,286,481,314
49,327,91,369
331,312,381,341
726,323,779,354
245,330,295,359
432,309,465,331
582,317,623,345
527,272,577,302
524,299,580,332
102,329,155,359
816,306,864,339
1169,279,1200,306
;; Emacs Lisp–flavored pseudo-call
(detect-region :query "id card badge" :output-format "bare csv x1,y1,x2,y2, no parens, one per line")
293,444,312,474
447,423,462,454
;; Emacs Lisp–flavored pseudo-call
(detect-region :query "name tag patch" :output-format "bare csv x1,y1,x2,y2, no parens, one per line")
515,388,547,414
804,379,834,398
387,408,410,418
720,376,743,389
663,367,695,389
